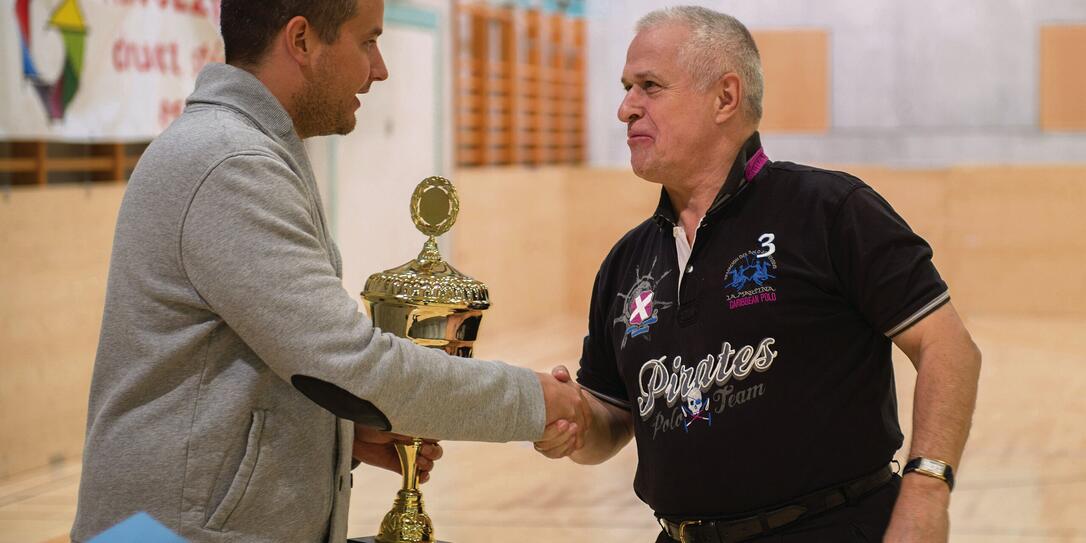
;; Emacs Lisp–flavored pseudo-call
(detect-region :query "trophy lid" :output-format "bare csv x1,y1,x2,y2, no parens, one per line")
362,176,490,310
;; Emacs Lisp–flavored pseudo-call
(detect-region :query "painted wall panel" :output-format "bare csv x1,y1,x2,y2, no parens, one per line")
1040,25,1086,131
0,184,125,478
757,30,830,133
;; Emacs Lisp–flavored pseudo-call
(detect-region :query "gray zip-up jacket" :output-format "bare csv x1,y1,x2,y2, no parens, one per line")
72,63,545,542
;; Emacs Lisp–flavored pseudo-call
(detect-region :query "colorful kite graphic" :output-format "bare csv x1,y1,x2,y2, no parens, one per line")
15,0,88,121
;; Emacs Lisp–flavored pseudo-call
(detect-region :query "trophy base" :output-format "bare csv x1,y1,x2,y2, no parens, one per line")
348,538,451,543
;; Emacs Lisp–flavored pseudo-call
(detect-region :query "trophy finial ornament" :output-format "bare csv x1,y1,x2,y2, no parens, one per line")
411,176,459,238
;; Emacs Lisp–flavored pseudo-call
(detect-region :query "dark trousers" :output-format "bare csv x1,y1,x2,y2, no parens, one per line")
655,475,901,543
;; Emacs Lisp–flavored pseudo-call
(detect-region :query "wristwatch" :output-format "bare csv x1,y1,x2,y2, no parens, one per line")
903,457,955,491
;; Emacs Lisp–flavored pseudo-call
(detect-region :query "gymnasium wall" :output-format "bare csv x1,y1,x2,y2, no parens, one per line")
450,166,1086,339
586,1,1086,167
0,185,125,479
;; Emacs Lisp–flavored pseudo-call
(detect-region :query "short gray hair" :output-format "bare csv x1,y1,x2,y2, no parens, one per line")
636,6,764,123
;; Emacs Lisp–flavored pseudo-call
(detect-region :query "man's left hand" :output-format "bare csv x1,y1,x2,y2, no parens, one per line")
883,474,950,542
353,424,443,484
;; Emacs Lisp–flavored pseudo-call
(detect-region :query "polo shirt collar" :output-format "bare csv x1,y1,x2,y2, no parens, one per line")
186,63,298,141
652,131,769,229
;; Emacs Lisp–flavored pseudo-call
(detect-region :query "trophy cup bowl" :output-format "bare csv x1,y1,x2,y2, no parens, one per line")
352,177,487,543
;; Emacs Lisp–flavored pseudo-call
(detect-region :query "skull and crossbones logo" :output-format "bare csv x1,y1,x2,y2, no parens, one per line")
680,388,712,431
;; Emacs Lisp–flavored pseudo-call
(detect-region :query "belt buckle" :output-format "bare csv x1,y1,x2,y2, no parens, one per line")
678,519,703,543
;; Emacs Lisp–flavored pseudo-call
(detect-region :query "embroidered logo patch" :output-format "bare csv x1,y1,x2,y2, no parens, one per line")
724,235,779,310
615,258,673,349
680,388,712,431
628,290,655,328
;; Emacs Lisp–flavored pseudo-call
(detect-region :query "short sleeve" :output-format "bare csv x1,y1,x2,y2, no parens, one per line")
576,267,632,410
829,186,949,337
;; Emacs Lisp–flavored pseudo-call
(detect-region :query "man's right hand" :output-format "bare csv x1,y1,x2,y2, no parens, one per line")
534,365,591,458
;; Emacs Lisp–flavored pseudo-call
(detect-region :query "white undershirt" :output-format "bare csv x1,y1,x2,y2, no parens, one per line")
673,220,701,288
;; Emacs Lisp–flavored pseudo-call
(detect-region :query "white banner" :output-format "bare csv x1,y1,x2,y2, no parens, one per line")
0,0,223,141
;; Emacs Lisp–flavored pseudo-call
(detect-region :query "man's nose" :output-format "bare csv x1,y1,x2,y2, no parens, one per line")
617,89,641,123
371,46,389,82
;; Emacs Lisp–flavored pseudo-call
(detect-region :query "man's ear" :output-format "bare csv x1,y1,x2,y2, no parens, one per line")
714,72,743,124
283,15,315,67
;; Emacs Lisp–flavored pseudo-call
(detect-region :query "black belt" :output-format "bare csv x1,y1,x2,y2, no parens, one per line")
658,465,894,543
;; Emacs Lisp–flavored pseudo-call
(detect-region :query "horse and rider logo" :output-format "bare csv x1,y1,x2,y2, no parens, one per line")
724,236,780,310
725,253,775,292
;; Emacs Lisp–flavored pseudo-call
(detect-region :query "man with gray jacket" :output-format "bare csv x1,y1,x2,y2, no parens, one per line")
71,1,588,541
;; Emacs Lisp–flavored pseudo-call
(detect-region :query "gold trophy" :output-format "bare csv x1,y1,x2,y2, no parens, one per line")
352,176,488,543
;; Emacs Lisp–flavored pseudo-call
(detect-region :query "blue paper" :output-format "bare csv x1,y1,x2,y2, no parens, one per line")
88,512,187,543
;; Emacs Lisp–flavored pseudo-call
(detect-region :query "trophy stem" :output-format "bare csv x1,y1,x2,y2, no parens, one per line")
398,439,423,491
375,438,435,543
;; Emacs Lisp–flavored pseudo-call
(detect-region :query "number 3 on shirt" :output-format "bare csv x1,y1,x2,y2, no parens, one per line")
757,233,775,258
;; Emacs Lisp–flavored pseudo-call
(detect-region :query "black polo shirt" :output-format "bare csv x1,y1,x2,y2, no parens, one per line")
576,133,949,518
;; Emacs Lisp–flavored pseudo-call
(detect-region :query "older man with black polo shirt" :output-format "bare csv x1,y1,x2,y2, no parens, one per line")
532,6,981,543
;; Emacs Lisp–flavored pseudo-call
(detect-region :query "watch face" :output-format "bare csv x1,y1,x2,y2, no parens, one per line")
918,458,946,474
907,457,954,490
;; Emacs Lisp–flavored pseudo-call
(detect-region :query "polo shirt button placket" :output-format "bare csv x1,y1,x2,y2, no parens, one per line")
678,267,699,325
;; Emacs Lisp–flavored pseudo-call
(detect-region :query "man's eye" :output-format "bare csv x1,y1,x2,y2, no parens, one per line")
643,81,658,89
622,84,632,92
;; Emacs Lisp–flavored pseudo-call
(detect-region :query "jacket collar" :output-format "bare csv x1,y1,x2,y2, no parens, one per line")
652,131,769,229
186,63,297,141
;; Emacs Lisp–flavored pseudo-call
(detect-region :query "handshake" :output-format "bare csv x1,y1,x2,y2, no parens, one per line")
347,362,631,543
534,365,594,459
353,366,598,481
